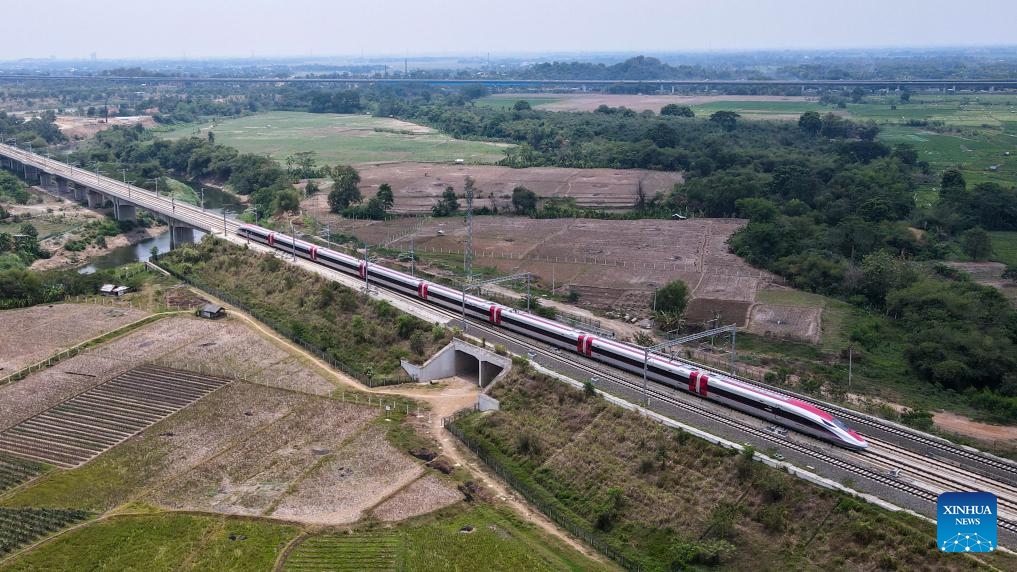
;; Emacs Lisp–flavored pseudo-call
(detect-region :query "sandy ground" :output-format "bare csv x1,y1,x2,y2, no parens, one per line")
744,303,822,343
0,303,149,374
55,115,156,141
306,162,683,215
487,93,819,113
933,411,1017,443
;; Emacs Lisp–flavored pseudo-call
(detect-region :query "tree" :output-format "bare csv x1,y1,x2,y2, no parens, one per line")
207,131,215,144
1003,266,1017,282
654,280,689,315
940,168,967,203
646,123,679,148
376,183,394,210
513,100,532,111
511,186,538,214
709,111,740,131
431,185,460,217
0,205,7,220
326,164,362,212
961,227,992,260
442,186,459,211
798,111,822,136
273,189,301,214
660,104,694,117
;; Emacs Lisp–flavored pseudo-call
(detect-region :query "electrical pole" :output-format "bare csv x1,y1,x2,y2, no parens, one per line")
848,345,853,391
464,178,474,282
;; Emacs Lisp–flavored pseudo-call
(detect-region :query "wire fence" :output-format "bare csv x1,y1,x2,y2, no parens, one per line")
152,261,412,388
443,408,643,572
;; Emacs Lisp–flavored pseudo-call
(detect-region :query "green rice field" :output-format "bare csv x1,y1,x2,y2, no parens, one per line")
156,112,511,166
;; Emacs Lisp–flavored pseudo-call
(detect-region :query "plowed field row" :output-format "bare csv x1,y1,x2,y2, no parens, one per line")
0,365,231,468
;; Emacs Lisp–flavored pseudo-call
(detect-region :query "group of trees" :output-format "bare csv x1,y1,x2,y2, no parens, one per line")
0,110,66,149
324,165,395,220
71,125,293,216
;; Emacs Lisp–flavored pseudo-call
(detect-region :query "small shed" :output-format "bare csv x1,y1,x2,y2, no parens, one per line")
99,284,116,296
197,304,226,320
111,286,130,297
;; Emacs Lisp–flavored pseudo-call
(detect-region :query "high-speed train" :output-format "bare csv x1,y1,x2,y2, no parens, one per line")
237,224,867,450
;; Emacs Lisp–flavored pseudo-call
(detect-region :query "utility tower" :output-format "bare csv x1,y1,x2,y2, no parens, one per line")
464,177,475,282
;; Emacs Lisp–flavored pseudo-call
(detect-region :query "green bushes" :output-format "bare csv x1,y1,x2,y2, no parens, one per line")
160,238,451,376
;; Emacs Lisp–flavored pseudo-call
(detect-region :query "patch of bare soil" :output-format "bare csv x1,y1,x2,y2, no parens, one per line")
137,382,314,484
304,162,683,216
745,304,822,343
492,93,819,113
327,216,776,325
933,411,1017,443
0,303,149,374
271,425,424,524
371,473,464,522
55,115,156,141
156,320,337,396
152,397,376,517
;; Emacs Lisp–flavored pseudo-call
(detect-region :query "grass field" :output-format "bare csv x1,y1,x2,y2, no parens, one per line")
156,112,511,165
283,505,607,572
0,513,298,571
990,231,1017,267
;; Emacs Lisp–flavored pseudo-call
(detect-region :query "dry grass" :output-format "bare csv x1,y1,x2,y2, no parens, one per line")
156,320,336,396
370,473,463,522
271,426,423,525
152,397,376,517
0,303,149,373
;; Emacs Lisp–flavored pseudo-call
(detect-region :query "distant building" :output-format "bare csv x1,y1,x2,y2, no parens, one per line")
196,304,226,320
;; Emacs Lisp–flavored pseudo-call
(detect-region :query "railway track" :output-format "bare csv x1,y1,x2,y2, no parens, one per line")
675,358,1017,485
240,237,1017,539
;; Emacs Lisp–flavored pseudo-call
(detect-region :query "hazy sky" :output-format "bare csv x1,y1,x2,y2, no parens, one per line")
5,0,1016,60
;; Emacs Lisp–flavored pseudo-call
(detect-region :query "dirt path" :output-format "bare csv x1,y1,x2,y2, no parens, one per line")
933,411,1017,443
197,294,613,565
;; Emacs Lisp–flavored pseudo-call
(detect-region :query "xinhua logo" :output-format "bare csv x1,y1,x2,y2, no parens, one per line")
938,492,997,552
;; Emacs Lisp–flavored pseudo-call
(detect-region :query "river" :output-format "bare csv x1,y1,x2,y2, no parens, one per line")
78,185,243,274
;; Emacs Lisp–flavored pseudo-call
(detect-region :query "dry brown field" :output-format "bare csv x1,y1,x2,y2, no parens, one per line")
486,93,817,114
307,162,683,215
0,308,463,523
327,216,778,329
744,304,822,343
0,303,149,374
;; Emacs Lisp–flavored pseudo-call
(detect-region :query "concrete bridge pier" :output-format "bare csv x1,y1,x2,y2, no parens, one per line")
73,185,86,203
39,172,53,189
57,177,68,194
170,223,195,249
85,190,104,209
113,199,137,222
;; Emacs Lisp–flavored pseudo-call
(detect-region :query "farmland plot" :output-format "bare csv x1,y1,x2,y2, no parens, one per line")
0,366,231,468
371,474,463,522
0,303,149,374
152,398,376,516
0,508,91,558
271,426,423,525
1,382,314,511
